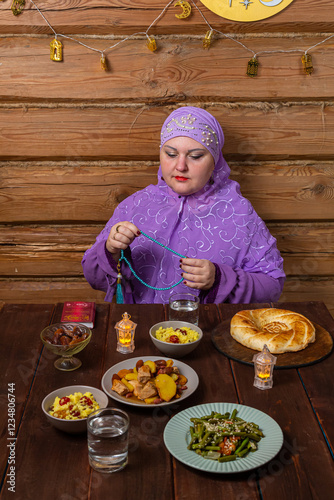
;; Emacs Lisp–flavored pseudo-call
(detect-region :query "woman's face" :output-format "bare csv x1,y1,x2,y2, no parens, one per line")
160,136,215,196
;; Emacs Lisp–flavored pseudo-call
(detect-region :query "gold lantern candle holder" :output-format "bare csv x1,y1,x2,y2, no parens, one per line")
252,344,277,390
50,38,63,62
115,312,137,354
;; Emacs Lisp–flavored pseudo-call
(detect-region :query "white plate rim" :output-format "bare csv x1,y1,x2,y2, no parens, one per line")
163,402,284,473
101,356,199,408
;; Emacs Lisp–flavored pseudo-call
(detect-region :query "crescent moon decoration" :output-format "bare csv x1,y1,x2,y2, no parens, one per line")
174,1,192,19
259,0,284,6
11,0,25,16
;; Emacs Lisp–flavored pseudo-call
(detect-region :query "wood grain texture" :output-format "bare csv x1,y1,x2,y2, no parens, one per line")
0,303,55,476
1,105,334,160
0,1,333,310
280,279,334,318
1,222,333,279
2,221,334,251
8,303,110,500
0,0,333,33
1,242,333,277
2,221,334,248
274,301,334,452
0,37,334,101
1,302,333,499
0,278,333,319
1,161,333,221
0,280,107,303
233,360,334,498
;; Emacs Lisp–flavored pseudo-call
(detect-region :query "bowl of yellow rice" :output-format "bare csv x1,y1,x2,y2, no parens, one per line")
42,385,108,433
149,321,203,358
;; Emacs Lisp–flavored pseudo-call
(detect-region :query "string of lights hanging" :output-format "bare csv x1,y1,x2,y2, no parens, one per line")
7,0,334,76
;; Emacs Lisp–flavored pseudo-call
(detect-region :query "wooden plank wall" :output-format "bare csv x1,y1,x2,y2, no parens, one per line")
0,0,333,316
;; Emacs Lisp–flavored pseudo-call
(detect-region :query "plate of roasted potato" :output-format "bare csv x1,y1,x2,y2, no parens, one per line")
101,356,199,407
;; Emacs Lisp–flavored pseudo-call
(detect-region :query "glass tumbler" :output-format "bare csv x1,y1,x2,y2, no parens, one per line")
169,293,199,326
87,407,129,473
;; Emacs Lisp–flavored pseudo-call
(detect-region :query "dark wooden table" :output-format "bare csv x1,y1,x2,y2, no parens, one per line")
1,301,334,500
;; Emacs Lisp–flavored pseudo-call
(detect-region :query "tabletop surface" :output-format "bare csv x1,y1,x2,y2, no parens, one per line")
0,301,334,500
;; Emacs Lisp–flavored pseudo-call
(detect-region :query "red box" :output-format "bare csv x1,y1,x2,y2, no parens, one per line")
61,301,96,328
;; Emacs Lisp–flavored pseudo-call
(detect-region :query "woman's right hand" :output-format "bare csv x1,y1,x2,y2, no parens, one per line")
106,222,140,262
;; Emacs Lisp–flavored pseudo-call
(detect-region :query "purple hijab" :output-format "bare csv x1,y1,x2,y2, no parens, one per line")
82,106,285,303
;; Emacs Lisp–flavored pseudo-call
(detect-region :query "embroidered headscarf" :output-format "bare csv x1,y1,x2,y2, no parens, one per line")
160,106,223,162
158,106,230,189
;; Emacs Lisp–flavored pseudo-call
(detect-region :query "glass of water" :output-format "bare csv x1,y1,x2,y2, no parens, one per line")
169,293,199,326
87,407,129,473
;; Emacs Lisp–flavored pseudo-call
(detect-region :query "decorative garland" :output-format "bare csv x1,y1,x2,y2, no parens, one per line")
7,0,334,76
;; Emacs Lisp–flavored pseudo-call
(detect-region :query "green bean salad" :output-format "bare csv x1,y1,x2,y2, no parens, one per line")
187,409,264,462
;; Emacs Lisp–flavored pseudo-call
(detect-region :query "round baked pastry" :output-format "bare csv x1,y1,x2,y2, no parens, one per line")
230,308,316,354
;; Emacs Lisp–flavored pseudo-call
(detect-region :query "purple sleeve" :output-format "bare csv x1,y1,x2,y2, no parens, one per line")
81,239,117,300
199,264,221,303
200,263,285,304
82,235,135,303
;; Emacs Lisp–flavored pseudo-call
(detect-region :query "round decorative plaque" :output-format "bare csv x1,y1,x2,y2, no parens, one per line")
199,0,295,23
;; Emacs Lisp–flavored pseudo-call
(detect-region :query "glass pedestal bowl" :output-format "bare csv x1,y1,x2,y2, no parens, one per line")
41,323,92,371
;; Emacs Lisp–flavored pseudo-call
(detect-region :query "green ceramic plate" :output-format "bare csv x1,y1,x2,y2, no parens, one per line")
163,402,283,473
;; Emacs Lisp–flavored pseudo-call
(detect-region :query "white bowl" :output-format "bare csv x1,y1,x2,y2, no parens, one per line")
42,385,108,433
149,321,203,358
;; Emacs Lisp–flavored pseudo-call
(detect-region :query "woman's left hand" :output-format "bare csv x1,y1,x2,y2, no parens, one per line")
180,258,216,290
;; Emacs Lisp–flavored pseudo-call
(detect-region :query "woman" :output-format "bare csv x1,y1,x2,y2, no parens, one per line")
82,106,285,303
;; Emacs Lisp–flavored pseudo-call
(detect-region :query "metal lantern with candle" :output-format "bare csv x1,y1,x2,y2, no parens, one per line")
252,344,277,390
115,312,137,354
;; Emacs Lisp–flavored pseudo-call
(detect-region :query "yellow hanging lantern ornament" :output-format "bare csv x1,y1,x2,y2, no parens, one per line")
146,35,157,52
11,0,25,16
246,56,259,77
301,53,314,75
100,53,108,71
50,38,63,62
203,30,214,50
174,1,191,19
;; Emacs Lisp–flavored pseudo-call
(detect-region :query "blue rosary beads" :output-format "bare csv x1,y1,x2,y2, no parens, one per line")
116,230,185,303
139,230,185,259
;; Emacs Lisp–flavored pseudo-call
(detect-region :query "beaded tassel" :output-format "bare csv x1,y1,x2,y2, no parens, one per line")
116,261,124,304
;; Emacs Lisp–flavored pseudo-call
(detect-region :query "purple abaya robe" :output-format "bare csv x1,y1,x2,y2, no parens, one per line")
82,107,285,304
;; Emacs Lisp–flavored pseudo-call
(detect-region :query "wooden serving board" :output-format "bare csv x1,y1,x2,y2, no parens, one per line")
211,319,333,369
